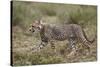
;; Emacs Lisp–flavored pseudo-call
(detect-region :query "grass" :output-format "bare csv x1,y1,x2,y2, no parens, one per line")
11,1,97,66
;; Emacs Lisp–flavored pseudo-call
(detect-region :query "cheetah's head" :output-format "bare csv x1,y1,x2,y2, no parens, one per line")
29,20,43,33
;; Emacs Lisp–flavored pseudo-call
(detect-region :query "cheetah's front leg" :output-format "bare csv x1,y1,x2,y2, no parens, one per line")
39,41,48,49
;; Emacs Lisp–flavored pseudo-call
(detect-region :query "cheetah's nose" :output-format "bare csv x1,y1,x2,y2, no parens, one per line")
29,29,35,32
29,29,31,31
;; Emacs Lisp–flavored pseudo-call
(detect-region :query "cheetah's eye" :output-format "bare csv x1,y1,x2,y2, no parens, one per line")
32,26,34,27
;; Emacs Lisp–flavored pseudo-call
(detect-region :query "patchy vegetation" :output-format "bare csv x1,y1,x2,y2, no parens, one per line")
11,1,97,66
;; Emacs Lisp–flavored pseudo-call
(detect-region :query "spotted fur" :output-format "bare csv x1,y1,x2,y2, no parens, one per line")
29,20,95,54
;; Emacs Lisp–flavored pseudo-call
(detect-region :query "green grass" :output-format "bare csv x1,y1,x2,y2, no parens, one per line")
12,1,97,66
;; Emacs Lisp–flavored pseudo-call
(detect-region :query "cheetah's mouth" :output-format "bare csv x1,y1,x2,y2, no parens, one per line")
32,30,35,32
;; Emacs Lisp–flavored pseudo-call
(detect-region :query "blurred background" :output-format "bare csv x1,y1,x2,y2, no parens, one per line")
12,1,97,66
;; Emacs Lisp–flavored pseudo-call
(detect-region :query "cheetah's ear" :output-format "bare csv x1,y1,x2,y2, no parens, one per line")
34,20,39,24
39,19,43,24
